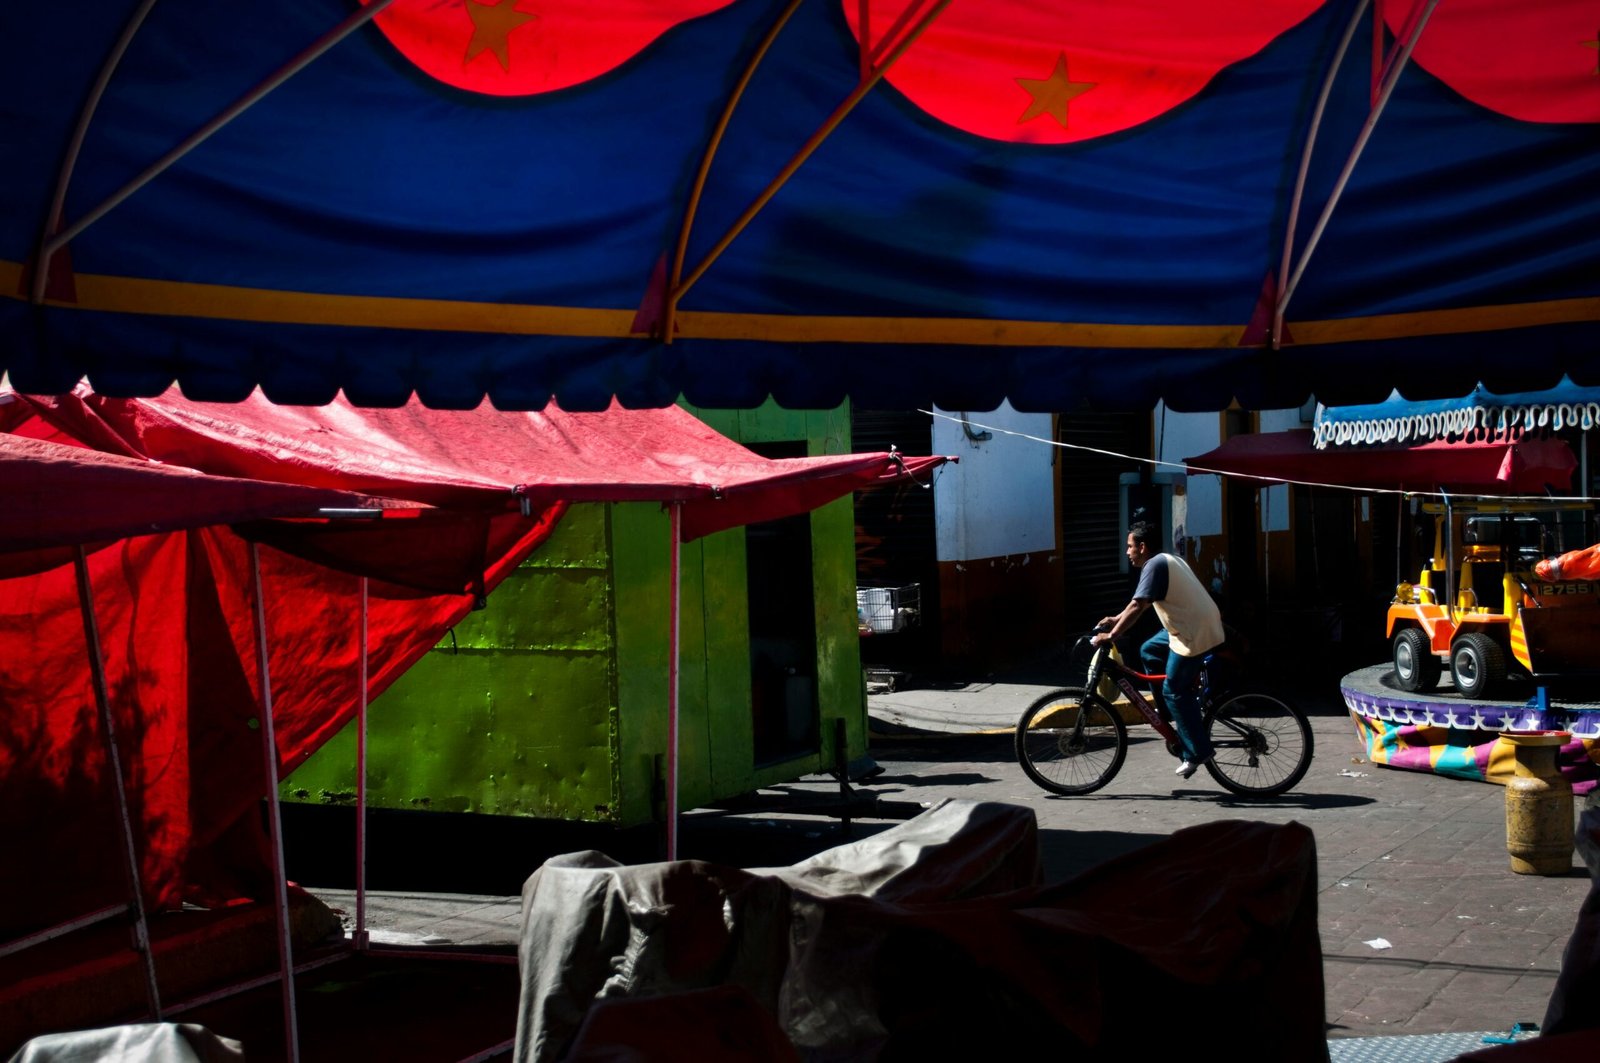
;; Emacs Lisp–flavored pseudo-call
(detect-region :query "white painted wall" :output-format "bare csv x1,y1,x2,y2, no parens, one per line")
931,403,1056,563
1257,405,1308,530
1258,407,1307,433
1159,404,1312,538
1156,406,1222,539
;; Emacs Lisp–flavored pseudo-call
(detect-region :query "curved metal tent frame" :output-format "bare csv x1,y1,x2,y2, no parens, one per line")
2,0,1598,410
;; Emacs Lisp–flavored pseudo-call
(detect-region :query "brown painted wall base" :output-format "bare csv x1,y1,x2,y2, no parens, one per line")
938,551,1066,671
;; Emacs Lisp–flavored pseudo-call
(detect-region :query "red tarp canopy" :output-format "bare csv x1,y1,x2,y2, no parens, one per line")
0,388,948,936
4,388,946,541
0,433,391,577
1184,429,1577,495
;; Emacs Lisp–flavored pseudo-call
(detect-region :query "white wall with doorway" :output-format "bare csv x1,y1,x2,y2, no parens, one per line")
1155,406,1221,542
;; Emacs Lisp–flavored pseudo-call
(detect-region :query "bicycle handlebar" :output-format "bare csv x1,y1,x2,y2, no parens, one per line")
1074,625,1115,657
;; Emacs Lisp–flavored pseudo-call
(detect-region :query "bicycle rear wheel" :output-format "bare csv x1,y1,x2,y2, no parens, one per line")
1014,687,1127,795
1202,691,1313,796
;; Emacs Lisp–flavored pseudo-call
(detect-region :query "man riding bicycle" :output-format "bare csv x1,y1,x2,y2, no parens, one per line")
1091,520,1225,779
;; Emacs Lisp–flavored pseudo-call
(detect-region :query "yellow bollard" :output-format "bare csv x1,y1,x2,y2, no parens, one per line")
1503,731,1575,875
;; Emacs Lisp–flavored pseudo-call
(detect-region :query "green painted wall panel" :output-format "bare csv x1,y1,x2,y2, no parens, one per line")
452,565,610,652
285,401,867,827
286,504,621,820
697,528,754,796
608,501,722,824
811,493,864,762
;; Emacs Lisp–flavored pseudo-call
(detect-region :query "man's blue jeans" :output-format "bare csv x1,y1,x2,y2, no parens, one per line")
1140,628,1213,763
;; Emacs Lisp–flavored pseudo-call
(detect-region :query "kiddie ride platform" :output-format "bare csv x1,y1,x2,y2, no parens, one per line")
1340,663,1600,794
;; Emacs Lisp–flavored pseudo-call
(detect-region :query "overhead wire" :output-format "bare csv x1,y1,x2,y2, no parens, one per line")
919,408,1596,506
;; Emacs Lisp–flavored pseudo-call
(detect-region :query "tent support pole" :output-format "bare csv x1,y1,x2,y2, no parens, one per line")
30,0,159,304
865,0,939,71
1275,0,1440,334
1441,492,1455,623
663,0,805,344
1396,495,1404,586
39,0,400,269
73,545,162,1020
858,0,870,80
1582,430,1590,498
666,0,952,317
0,906,130,960
355,576,369,951
249,543,301,1063
667,504,682,862
1271,0,1369,350
1263,489,1271,606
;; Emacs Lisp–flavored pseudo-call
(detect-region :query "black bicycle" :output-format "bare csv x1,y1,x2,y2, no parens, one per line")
1015,631,1314,796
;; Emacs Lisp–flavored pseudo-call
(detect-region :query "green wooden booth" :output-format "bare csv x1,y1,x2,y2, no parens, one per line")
282,403,865,826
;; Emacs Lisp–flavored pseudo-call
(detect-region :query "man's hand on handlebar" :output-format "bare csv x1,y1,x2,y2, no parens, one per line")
1089,620,1115,647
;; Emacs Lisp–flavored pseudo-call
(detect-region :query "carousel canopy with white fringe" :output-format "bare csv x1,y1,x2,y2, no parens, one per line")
1313,377,1600,449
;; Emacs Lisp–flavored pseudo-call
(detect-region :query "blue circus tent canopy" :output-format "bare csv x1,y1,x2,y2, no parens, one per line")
1,0,1597,413
1314,377,1600,448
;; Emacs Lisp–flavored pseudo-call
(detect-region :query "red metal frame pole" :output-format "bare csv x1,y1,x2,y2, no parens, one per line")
30,0,159,303
249,543,301,1063
663,0,806,344
858,0,871,80
36,0,400,286
1275,0,1440,334
667,0,952,316
1272,0,1369,350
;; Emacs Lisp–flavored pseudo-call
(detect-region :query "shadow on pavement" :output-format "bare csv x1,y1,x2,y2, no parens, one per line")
868,771,999,787
1031,790,1374,811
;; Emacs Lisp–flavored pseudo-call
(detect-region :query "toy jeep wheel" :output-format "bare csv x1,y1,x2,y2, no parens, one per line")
1392,628,1439,692
1450,633,1505,699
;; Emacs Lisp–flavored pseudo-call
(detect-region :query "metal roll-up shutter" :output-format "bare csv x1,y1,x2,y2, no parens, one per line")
1059,412,1149,633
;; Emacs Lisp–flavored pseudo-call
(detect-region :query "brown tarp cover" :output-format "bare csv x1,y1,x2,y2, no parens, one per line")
514,800,1325,1061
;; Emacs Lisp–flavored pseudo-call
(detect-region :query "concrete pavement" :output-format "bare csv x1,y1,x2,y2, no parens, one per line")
310,665,1596,1059
860,670,1594,1052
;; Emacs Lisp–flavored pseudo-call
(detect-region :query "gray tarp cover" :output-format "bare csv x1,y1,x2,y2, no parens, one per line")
6,1024,242,1063
514,798,1324,1061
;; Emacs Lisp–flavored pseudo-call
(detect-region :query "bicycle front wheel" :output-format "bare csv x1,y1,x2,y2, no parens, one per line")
1202,691,1314,796
1015,687,1127,796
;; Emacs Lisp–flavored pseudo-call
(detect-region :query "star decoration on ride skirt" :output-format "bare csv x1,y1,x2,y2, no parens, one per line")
1015,52,1096,128
465,0,538,72
1584,32,1599,74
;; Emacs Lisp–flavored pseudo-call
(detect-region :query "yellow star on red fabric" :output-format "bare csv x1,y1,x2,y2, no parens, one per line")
465,0,537,72
1584,33,1599,75
1016,53,1096,128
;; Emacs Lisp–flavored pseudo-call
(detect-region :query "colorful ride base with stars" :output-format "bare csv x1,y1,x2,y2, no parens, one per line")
1341,664,1600,796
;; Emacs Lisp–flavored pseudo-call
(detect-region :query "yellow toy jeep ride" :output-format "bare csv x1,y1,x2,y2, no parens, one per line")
1388,501,1600,699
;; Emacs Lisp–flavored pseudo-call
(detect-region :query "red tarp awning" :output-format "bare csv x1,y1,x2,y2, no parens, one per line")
0,433,393,577
6,388,948,540
1184,429,1577,495
0,388,949,936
